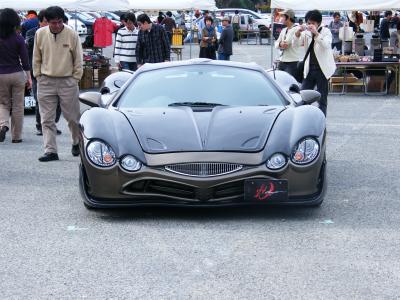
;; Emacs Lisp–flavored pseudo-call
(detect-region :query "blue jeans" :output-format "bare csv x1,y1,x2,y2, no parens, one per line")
120,61,137,71
218,53,231,61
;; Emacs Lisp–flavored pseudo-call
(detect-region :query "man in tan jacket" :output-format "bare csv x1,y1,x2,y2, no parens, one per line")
33,6,83,161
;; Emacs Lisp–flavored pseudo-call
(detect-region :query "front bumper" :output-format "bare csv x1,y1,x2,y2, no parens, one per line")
79,155,326,208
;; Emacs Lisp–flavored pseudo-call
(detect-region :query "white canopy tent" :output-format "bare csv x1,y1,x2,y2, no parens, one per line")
0,0,216,11
0,0,131,11
270,0,400,10
127,0,216,10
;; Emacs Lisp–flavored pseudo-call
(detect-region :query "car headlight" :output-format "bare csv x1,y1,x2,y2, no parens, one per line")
291,138,319,165
120,155,142,171
266,153,287,170
86,140,116,167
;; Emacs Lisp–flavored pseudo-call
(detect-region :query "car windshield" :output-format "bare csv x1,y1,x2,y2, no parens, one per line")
117,65,284,108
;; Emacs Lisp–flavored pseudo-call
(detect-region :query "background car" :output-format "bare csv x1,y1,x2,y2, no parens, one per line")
78,59,326,209
64,13,87,35
215,8,271,29
68,12,95,34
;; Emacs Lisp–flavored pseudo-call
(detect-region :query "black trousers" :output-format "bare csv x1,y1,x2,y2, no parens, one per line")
32,77,61,130
331,41,342,51
301,65,328,116
278,61,298,78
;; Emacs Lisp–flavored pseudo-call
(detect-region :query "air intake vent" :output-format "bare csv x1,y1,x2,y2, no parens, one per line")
165,163,243,177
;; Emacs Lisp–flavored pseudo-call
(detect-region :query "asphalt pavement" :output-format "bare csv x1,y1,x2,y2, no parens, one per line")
1,42,400,299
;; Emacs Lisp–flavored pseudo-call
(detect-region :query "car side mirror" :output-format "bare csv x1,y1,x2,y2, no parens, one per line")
300,90,321,105
289,83,300,93
114,80,125,88
79,92,101,107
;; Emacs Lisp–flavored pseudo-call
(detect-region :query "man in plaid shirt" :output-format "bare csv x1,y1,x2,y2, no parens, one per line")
136,14,170,67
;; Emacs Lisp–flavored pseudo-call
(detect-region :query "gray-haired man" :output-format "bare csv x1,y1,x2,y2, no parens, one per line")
33,6,83,161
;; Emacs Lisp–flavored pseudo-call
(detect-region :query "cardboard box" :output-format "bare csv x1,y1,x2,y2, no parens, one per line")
366,76,385,92
79,67,93,89
98,66,111,87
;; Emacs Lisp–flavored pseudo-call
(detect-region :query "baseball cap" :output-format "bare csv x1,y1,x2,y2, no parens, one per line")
279,9,295,20
222,16,230,22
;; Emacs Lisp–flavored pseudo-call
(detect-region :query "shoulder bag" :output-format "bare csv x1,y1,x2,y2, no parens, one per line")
295,27,322,83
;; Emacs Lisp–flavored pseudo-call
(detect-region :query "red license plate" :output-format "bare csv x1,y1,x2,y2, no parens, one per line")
244,179,288,202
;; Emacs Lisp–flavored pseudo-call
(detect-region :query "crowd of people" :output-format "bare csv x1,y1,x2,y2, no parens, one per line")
5,6,398,160
275,9,400,116
0,6,235,161
114,9,235,68
0,6,82,161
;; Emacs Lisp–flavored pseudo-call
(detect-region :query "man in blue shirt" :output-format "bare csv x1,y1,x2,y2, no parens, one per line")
21,10,39,38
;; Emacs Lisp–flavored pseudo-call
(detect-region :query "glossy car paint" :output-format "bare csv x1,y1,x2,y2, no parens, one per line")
79,60,326,208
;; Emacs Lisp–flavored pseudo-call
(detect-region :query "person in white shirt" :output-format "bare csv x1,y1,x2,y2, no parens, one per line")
114,13,138,71
294,10,336,116
275,9,299,77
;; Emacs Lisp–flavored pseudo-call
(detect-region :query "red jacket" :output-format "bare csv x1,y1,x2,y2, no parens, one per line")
93,17,117,47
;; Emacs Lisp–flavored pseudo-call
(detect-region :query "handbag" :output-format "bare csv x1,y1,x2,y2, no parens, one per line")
295,27,322,83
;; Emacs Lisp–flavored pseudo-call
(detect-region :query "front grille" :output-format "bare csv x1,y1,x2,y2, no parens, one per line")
165,163,243,177
126,180,196,199
213,181,245,199
124,179,245,202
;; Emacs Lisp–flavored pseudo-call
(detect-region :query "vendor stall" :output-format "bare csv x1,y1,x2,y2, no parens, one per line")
330,61,399,95
270,0,400,96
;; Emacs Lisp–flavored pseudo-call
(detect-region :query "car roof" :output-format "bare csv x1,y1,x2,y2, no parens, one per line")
138,59,265,73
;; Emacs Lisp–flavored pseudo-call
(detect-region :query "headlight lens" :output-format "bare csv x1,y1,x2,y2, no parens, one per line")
266,153,287,170
86,140,116,167
120,155,142,171
291,138,319,165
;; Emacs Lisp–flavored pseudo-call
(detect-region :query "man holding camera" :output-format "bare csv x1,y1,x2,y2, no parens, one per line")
294,10,336,117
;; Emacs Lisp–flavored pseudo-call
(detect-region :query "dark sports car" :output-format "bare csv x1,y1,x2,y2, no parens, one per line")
78,59,326,209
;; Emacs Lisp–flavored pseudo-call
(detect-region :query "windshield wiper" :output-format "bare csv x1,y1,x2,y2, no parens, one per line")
168,102,225,107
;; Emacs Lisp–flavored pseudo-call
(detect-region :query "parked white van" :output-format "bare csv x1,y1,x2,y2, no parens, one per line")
215,8,271,29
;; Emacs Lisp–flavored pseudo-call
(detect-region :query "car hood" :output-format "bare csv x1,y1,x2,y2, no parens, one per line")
121,106,285,153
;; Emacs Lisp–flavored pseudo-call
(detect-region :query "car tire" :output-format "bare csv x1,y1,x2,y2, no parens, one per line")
83,201,96,210
79,163,97,210
309,158,327,207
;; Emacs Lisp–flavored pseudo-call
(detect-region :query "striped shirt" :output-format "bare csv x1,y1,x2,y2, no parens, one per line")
114,27,138,63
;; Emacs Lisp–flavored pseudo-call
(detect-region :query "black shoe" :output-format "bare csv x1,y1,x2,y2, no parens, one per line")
36,128,43,136
38,152,59,162
12,139,22,143
71,144,80,157
0,126,9,142
56,129,62,135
